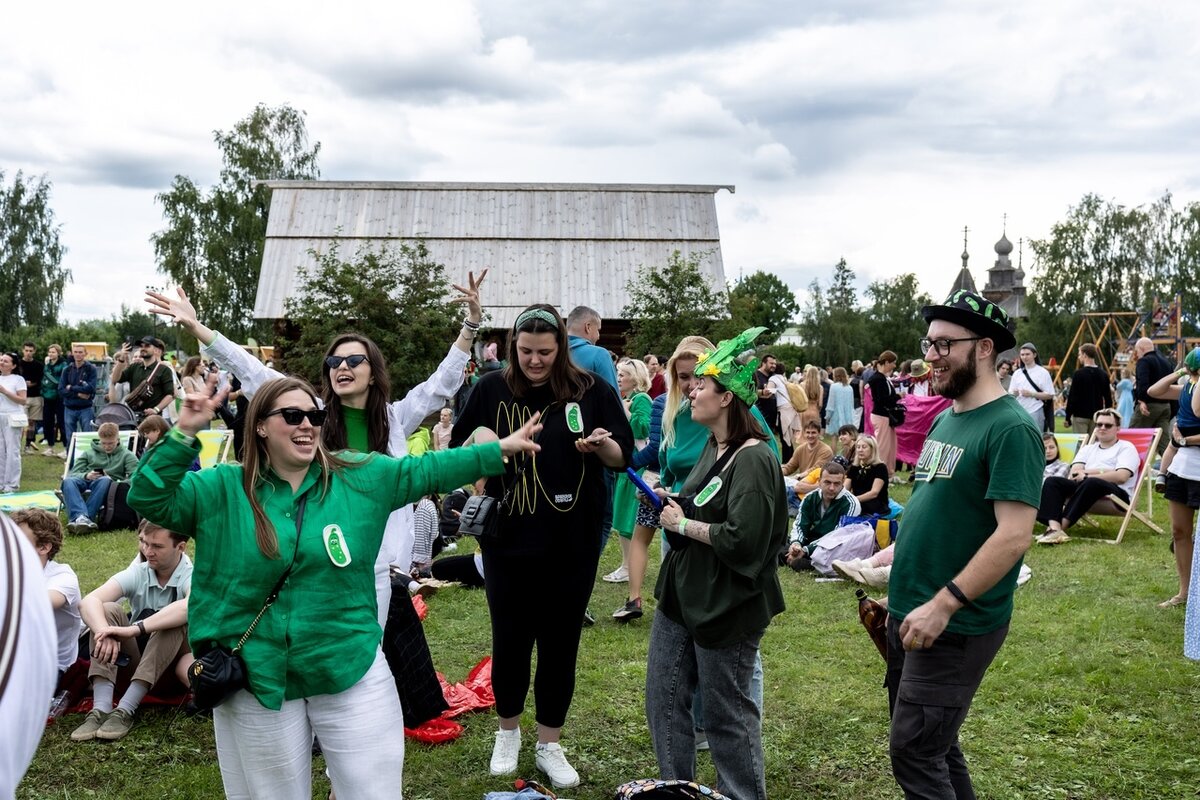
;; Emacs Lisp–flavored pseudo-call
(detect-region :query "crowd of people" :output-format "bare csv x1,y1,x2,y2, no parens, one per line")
5,283,1200,800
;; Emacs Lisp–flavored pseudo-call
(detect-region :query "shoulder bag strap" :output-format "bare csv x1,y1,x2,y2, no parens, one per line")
1019,366,1048,395
233,493,307,653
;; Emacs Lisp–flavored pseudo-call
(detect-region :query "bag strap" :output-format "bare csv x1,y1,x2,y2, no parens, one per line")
233,493,307,653
697,439,741,488
1019,366,1048,395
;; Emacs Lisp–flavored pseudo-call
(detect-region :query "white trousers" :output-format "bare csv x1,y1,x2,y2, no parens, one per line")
213,649,405,800
0,415,22,492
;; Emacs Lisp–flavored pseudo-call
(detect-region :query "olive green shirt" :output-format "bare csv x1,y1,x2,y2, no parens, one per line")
127,433,505,709
655,438,787,648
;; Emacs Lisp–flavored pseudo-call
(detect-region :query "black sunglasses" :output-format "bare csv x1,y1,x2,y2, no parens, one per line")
264,407,328,426
325,354,369,370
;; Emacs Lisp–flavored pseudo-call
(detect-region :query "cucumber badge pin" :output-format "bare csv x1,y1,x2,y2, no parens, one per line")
565,402,583,434
694,476,723,506
324,524,352,567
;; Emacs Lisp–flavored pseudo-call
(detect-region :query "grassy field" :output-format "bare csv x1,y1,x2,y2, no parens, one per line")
15,443,1200,799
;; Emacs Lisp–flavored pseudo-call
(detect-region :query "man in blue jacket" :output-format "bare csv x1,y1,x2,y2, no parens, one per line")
60,344,97,437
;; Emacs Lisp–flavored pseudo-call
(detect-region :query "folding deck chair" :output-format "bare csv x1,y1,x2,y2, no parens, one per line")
1075,427,1163,544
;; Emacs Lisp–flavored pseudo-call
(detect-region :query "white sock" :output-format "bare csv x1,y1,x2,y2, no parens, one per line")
117,680,149,715
92,679,115,713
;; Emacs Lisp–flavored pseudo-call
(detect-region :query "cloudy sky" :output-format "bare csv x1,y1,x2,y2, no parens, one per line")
5,0,1199,324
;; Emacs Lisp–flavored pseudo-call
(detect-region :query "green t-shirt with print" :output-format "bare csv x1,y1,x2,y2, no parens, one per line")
889,394,1042,635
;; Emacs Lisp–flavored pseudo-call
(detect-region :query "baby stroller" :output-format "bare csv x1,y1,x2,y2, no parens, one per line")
93,402,139,431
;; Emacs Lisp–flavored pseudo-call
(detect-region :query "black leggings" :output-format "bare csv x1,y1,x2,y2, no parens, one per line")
431,553,485,588
482,541,601,727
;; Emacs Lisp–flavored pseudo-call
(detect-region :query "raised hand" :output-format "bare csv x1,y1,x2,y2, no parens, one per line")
450,268,489,323
176,372,229,437
498,411,542,457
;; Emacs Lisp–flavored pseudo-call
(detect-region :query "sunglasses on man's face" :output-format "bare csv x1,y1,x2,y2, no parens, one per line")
325,354,369,370
1094,421,1116,429
264,407,328,426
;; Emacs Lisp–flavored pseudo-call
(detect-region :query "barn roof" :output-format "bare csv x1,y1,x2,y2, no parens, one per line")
252,181,734,328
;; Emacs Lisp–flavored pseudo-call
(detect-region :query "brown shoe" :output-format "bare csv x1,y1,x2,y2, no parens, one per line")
70,709,109,742
95,708,135,741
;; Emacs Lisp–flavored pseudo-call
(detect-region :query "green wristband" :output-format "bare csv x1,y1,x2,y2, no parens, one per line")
168,427,197,447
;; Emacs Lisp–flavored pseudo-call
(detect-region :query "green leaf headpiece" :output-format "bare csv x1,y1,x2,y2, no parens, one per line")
695,326,767,406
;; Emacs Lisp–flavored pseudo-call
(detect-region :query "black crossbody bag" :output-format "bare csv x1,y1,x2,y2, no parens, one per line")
188,495,307,710
1019,366,1056,425
459,405,560,539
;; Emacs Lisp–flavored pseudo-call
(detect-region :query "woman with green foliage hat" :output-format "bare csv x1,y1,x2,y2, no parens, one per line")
645,327,786,800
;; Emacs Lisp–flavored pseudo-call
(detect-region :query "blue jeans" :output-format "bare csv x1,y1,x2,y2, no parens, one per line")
62,475,112,522
64,406,94,436
645,610,766,800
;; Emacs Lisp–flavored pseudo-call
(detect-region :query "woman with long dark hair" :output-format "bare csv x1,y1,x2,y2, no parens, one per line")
147,278,485,624
648,328,787,800
450,304,633,790
127,375,541,799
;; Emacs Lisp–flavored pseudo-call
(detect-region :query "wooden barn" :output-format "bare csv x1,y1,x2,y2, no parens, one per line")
252,181,734,350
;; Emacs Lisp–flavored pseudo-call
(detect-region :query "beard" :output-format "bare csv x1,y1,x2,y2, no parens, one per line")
933,344,979,399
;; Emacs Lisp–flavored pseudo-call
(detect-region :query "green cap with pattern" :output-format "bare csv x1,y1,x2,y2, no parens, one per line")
695,326,768,406
921,290,1016,352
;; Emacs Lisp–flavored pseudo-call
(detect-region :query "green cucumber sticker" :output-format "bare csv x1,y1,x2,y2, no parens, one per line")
565,402,583,434
324,524,352,567
694,477,723,506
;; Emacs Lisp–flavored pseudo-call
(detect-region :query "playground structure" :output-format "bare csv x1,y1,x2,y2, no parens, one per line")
1051,295,1200,388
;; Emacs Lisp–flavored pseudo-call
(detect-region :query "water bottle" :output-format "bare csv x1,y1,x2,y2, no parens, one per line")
47,690,71,722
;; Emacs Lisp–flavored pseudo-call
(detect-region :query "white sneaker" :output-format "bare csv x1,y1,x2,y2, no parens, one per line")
1037,530,1070,545
602,565,629,583
1016,563,1033,587
859,564,891,589
489,727,521,776
68,516,94,535
831,558,869,584
535,742,580,789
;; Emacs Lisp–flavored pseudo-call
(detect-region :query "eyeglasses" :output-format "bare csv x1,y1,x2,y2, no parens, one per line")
919,337,983,356
264,407,328,426
325,354,369,370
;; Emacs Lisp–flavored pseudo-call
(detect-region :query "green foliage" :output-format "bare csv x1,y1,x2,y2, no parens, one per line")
728,270,800,344
0,170,70,330
797,262,938,366
622,249,732,356
152,103,321,342
279,239,461,396
0,305,172,358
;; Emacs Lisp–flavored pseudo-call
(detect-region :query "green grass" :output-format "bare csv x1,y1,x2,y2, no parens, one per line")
16,447,1200,799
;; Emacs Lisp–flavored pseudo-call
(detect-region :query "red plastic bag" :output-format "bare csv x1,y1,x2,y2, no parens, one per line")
404,717,464,743
439,657,495,717
411,595,428,620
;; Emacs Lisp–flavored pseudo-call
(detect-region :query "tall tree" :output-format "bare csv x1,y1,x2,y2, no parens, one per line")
280,240,461,396
622,249,730,357
797,259,870,367
152,103,320,342
0,171,69,331
863,273,933,360
728,270,800,344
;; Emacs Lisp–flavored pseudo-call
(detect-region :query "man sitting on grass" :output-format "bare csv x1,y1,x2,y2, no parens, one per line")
781,420,835,510
71,520,193,742
784,461,860,571
61,422,140,534
12,508,82,687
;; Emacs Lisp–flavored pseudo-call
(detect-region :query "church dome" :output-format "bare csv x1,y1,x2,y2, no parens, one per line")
994,233,1013,256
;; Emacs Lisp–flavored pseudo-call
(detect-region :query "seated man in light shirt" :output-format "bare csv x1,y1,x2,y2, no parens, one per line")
1036,408,1139,544
12,508,81,686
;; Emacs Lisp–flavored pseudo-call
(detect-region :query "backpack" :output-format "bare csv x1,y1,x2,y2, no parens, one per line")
785,381,809,412
97,481,141,531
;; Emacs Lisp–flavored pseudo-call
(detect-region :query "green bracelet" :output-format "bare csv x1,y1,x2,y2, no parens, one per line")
168,427,197,446
678,518,688,538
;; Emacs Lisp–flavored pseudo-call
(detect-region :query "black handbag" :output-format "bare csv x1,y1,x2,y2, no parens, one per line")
458,404,559,539
188,495,307,710
886,401,907,428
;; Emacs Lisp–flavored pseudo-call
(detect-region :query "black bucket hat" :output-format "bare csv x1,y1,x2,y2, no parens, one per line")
921,290,1016,352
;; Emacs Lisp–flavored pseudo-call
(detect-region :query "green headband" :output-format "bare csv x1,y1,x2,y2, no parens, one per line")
695,326,767,406
514,308,560,331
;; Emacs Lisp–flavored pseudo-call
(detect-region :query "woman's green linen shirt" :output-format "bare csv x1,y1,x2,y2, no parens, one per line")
128,433,504,709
